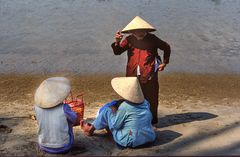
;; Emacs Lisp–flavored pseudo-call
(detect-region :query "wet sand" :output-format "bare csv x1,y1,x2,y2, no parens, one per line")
0,73,240,156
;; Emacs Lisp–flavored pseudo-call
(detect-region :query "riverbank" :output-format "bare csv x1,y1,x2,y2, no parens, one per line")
0,73,240,155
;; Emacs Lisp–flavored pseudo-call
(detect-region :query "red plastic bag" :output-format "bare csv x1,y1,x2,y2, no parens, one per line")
64,92,84,126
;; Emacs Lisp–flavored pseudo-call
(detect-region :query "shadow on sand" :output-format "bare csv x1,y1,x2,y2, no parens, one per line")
158,112,218,128
150,112,218,147
154,121,240,155
154,130,182,146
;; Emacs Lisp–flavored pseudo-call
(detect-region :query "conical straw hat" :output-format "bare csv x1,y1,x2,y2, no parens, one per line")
34,77,71,108
121,16,156,33
111,77,144,104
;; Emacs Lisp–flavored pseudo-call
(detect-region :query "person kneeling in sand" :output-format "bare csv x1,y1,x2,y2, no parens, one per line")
80,77,156,149
34,77,77,154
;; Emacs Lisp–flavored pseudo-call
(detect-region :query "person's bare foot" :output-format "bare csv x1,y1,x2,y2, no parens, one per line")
152,123,158,131
105,127,112,135
80,120,95,136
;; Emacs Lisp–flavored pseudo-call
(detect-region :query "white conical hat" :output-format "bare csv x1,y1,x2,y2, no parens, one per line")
121,16,156,33
34,77,71,108
111,77,144,104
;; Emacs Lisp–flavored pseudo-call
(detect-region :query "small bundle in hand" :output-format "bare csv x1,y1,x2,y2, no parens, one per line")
64,92,84,126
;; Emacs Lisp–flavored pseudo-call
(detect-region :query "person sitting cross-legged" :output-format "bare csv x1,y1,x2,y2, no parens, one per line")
34,77,78,154
80,77,156,149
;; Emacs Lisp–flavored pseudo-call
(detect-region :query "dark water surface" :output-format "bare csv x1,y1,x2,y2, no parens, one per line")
0,0,239,74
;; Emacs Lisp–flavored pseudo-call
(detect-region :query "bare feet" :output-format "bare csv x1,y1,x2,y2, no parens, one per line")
105,127,112,135
152,123,158,131
80,120,95,136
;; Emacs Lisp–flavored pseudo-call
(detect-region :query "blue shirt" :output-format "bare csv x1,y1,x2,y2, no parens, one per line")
93,100,156,147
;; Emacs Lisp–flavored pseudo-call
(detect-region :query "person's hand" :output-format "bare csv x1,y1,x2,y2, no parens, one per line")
114,31,123,43
158,63,166,71
80,120,95,136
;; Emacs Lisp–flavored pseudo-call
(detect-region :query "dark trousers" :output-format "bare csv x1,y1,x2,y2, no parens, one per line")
139,75,159,124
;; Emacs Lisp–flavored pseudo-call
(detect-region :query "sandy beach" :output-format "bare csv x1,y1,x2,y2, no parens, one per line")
0,73,240,156
1,0,240,156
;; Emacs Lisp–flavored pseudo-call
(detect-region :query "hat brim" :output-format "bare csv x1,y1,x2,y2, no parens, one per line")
121,28,156,34
34,77,71,108
111,77,144,104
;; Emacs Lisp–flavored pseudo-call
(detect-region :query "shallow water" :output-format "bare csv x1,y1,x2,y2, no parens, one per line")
0,0,239,74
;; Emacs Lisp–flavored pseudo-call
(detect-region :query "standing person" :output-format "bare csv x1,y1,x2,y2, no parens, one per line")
34,77,77,154
80,77,156,149
111,16,171,128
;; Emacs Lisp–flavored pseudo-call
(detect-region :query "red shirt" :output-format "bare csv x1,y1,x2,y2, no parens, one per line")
111,33,171,83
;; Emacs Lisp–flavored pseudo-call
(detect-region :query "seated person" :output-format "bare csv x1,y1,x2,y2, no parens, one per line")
80,77,156,149
34,77,77,154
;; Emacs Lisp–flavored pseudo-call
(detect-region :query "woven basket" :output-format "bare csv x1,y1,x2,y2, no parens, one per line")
64,92,84,126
